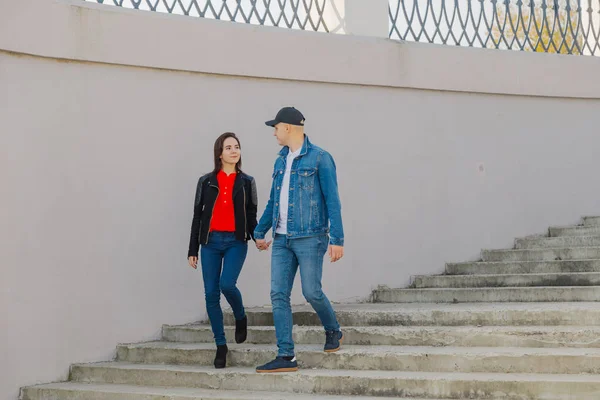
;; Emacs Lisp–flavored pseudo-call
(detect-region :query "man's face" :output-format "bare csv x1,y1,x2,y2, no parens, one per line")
273,123,289,146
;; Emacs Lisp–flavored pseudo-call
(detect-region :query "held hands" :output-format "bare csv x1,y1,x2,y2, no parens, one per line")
256,239,272,252
188,256,198,269
328,245,344,263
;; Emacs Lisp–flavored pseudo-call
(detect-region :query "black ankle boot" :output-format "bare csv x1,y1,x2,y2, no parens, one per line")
214,344,228,369
235,316,248,344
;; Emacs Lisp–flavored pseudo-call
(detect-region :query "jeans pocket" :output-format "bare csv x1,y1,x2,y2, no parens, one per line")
310,233,325,254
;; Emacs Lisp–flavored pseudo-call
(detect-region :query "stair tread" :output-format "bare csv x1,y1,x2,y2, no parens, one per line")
484,246,600,251
518,235,600,239
236,301,600,312
381,286,600,291
166,323,600,332
25,382,407,399
74,362,600,381
416,271,600,278
121,341,600,356
551,225,596,229
448,259,600,265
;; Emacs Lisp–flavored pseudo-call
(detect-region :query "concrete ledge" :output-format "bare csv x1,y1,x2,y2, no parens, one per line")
1,0,600,98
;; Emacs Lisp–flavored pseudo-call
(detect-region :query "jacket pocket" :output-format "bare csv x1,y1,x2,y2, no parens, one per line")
297,168,316,190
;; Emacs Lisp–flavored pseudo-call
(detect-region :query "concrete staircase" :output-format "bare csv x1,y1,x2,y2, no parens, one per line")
21,216,600,399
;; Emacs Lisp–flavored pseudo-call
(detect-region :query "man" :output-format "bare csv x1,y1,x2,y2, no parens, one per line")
254,106,344,373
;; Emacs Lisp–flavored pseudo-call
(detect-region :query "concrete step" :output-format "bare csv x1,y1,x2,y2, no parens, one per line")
372,287,600,303
21,382,396,400
414,272,600,288
549,225,600,237
482,247,600,262
70,362,600,399
116,342,600,375
515,236,600,249
584,216,600,227
445,260,600,275
163,324,600,348
229,302,600,327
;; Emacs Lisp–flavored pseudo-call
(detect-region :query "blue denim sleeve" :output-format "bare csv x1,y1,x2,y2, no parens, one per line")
254,171,275,240
318,151,344,246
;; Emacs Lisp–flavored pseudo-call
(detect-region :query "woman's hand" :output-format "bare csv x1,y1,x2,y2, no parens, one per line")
256,239,272,251
188,256,198,269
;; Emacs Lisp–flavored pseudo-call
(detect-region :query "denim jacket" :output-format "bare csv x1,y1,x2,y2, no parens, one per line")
254,135,344,246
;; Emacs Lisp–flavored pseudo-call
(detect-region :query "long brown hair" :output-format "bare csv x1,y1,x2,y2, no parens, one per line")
213,132,242,174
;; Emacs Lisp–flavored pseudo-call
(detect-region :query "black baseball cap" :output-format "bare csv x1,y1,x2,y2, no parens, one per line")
265,107,305,127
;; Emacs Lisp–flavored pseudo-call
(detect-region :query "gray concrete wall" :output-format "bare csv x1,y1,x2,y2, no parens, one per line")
2,1,600,399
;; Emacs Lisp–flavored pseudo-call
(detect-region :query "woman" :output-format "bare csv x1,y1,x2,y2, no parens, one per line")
187,132,258,369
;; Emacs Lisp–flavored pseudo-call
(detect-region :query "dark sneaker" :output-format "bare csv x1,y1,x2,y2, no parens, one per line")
235,316,248,344
214,344,228,369
324,330,344,353
256,356,298,373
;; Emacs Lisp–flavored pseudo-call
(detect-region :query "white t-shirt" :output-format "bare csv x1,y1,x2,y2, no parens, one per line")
276,148,301,234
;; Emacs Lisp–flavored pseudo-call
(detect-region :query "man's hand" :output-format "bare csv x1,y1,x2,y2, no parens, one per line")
188,256,198,269
328,245,344,263
256,239,272,251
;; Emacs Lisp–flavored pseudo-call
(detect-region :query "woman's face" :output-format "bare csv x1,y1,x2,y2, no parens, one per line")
221,137,241,166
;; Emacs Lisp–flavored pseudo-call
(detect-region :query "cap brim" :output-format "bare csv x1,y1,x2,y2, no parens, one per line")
265,119,278,127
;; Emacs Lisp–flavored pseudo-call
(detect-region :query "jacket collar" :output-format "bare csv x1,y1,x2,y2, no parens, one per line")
208,170,244,196
279,134,311,158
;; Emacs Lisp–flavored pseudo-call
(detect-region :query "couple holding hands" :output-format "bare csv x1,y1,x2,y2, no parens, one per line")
187,107,345,373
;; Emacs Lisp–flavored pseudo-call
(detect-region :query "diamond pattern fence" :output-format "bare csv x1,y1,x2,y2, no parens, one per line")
85,0,345,33
84,0,600,55
390,0,600,55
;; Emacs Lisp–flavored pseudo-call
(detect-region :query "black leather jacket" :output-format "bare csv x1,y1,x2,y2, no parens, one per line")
188,171,258,257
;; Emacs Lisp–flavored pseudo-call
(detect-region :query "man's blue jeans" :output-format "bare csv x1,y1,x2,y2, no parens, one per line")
201,231,248,346
270,233,340,357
